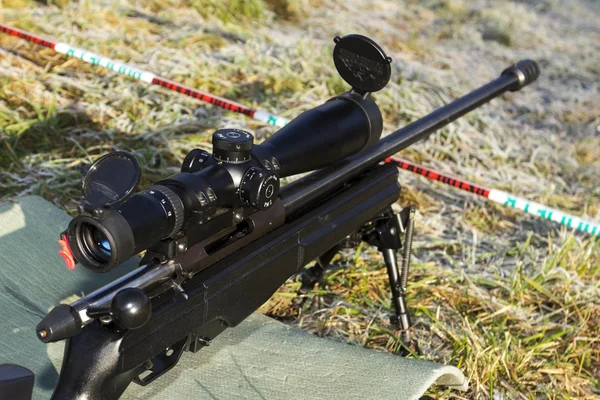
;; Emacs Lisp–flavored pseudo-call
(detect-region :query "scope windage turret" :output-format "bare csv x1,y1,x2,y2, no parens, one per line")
62,34,391,273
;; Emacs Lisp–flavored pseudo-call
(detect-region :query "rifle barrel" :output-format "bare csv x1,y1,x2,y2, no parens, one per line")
280,60,540,215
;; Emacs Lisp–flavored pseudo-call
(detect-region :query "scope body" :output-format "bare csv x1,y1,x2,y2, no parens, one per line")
66,91,383,273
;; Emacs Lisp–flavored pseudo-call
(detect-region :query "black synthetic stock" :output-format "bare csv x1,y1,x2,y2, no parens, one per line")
0,364,35,400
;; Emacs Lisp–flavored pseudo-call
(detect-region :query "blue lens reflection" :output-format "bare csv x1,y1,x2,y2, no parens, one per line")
92,228,112,257
99,239,111,252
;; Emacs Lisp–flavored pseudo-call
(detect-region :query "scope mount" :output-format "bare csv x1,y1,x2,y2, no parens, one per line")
333,34,392,95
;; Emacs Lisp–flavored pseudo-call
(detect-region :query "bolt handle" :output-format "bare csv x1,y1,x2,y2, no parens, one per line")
110,288,152,330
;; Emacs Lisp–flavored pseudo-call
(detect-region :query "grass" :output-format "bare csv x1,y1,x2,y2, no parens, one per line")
266,234,600,398
1,0,599,398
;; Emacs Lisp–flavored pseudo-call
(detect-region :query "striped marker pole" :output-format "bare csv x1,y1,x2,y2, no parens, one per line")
0,24,290,128
2,24,598,237
387,157,600,237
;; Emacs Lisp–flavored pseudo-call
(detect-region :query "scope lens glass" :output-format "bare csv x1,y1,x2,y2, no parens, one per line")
93,229,112,257
80,223,112,264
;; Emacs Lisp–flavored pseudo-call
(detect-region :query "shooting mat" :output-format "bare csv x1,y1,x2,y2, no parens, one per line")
0,196,468,399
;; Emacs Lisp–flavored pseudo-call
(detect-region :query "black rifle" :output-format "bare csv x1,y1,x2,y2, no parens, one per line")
14,34,539,400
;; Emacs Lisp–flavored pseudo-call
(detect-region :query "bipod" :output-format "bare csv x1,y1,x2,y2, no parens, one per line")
362,206,418,354
295,205,418,354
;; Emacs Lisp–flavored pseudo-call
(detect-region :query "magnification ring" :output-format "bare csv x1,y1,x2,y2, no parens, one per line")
146,185,185,237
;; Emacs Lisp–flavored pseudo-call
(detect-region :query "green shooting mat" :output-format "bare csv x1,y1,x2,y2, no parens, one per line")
0,196,468,399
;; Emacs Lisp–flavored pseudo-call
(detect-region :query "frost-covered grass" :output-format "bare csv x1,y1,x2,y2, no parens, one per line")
0,0,598,398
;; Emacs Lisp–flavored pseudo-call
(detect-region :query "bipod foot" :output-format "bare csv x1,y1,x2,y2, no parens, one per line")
396,331,420,356
390,304,421,356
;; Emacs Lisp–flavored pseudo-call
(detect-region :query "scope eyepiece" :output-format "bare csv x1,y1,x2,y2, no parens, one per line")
80,223,112,263
67,184,186,272
67,209,135,273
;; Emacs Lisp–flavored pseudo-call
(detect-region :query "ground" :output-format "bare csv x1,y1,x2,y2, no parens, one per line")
0,0,598,398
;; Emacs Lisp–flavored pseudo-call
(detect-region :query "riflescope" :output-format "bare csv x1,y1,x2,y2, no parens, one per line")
63,34,391,273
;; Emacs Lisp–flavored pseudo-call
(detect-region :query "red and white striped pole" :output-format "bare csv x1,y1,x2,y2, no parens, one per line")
387,157,600,237
0,24,289,128
1,23,598,236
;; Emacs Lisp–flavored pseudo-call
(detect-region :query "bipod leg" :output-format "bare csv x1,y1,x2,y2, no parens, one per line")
364,206,418,354
381,248,412,347
294,245,340,307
